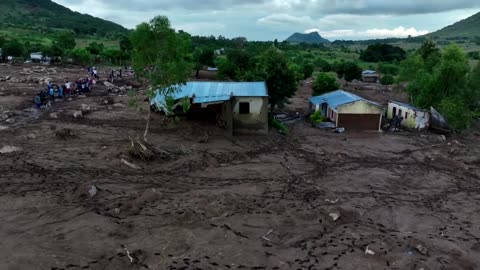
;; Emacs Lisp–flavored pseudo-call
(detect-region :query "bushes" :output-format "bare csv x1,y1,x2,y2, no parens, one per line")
309,110,324,124
380,74,395,86
439,97,473,130
378,62,399,75
360,43,406,62
269,118,288,134
68,48,91,65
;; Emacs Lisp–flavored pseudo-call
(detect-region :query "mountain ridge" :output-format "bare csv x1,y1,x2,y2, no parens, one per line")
285,32,330,44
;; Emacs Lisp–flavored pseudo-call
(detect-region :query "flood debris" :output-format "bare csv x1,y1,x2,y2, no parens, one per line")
88,184,98,198
121,158,141,170
329,212,340,221
129,137,155,161
365,246,375,255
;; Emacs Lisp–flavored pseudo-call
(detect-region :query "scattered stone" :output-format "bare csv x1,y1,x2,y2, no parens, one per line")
78,95,87,99
5,75,11,80
5,118,15,124
26,134,37,140
329,212,340,221
113,103,126,108
121,158,141,170
0,92,5,96
80,104,91,113
411,240,429,256
73,110,83,118
325,198,339,204
365,246,375,255
88,185,98,198
55,128,76,139
0,125,8,131
49,112,58,119
104,81,115,88
0,146,22,154
439,135,447,142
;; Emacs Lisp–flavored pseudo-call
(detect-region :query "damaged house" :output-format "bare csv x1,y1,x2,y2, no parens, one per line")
151,81,269,135
309,90,384,131
387,101,431,130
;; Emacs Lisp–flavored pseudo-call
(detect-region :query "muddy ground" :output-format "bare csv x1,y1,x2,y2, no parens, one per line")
1,63,480,270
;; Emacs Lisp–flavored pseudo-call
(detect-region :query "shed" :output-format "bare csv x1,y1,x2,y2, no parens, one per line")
309,90,384,131
387,101,430,130
362,70,379,83
152,81,269,135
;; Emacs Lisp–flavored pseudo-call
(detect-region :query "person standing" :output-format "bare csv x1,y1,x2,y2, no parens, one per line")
34,94,42,108
65,80,71,97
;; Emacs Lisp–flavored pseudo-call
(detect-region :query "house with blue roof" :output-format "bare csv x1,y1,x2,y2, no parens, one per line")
309,90,384,131
151,81,269,135
362,70,379,83
387,100,431,130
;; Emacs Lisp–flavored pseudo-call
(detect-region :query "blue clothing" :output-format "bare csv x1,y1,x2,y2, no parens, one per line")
58,86,64,97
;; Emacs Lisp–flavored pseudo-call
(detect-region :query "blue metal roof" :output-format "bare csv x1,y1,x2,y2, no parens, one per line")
151,81,268,111
309,90,382,109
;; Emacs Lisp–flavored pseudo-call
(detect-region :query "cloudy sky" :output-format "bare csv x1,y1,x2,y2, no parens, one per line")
53,0,479,41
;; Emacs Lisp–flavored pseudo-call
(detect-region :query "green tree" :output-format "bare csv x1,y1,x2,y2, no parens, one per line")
86,42,105,55
193,47,214,77
3,38,25,58
315,58,332,72
55,30,76,52
418,38,440,61
380,74,395,89
131,15,192,140
68,48,92,65
119,35,133,52
257,47,297,114
0,36,6,48
312,72,339,96
360,43,406,62
438,97,472,130
342,62,362,82
466,61,480,110
302,62,315,79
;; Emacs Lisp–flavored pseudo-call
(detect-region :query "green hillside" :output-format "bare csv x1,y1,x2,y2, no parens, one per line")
0,0,127,36
429,11,480,38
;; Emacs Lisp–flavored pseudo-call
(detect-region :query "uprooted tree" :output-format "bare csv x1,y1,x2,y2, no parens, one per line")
130,15,192,141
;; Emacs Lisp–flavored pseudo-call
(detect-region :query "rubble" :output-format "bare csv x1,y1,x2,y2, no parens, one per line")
72,111,83,118
0,146,22,154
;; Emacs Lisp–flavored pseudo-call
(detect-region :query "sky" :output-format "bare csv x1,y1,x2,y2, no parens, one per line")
53,0,480,41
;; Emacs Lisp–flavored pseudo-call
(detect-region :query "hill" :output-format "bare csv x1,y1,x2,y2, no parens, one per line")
0,0,127,36
428,11,480,38
285,32,330,44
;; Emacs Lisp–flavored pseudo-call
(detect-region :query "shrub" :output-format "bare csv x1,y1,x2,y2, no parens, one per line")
380,74,395,86
309,110,324,124
269,118,288,134
439,97,473,131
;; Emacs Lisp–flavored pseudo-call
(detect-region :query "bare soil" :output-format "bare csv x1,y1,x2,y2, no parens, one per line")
1,64,480,270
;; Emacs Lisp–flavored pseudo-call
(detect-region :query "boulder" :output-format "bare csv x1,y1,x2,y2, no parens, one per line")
0,146,22,154
80,104,91,113
113,103,126,108
5,118,15,124
26,133,37,140
49,112,59,119
0,92,5,96
0,125,8,131
104,81,115,89
5,75,11,80
73,110,83,118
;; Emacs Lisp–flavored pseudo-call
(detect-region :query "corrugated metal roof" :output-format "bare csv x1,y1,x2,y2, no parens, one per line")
389,100,426,111
362,70,377,75
309,90,382,109
151,81,267,110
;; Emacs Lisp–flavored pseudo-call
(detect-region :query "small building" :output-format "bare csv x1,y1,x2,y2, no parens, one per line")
362,70,379,83
30,52,43,62
152,81,269,135
309,90,384,131
387,101,430,130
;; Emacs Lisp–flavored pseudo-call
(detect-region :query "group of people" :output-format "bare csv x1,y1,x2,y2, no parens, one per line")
33,77,95,108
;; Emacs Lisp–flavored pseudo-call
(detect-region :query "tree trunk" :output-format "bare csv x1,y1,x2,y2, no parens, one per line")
143,108,151,142
195,69,200,78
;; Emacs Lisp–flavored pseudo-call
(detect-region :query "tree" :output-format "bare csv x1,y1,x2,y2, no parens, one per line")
360,43,406,62
302,62,315,79
3,38,25,58
342,62,362,82
312,73,339,96
380,74,395,89
193,47,214,77
68,48,92,65
418,38,440,61
119,36,133,52
131,16,192,140
274,39,278,47
86,42,104,55
0,36,6,48
257,47,297,114
55,30,76,52
315,58,332,72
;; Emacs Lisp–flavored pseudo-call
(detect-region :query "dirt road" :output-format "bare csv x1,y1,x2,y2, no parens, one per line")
1,64,480,270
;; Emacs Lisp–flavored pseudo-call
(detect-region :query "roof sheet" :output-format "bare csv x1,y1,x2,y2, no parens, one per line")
151,81,267,109
309,90,382,109
362,70,377,75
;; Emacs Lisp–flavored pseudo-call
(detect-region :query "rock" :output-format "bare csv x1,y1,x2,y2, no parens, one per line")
439,135,447,142
119,86,126,91
113,103,126,108
126,86,133,90
80,104,91,113
73,110,83,118
26,133,37,140
0,125,8,131
49,113,58,119
365,246,375,255
329,212,340,221
5,118,15,124
121,158,141,170
411,240,429,256
5,75,11,80
0,146,22,154
88,185,98,198
104,81,115,88
0,92,5,96
78,95,87,99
